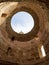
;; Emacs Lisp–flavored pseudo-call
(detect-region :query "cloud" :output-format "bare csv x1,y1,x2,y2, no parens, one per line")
11,11,34,34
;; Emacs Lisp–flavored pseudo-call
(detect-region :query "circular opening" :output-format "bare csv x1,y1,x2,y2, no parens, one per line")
11,11,34,34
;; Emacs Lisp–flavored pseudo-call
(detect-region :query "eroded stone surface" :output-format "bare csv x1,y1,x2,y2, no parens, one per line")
0,1,49,65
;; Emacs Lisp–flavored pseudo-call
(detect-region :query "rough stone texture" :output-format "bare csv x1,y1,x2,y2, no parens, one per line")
0,1,49,65
0,0,49,8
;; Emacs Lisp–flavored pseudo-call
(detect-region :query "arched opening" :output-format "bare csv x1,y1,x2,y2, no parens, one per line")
41,45,46,57
38,44,46,58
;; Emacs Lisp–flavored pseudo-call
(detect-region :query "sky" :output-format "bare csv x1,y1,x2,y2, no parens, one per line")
11,11,34,34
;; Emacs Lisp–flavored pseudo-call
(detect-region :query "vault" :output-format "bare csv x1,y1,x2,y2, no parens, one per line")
0,1,49,65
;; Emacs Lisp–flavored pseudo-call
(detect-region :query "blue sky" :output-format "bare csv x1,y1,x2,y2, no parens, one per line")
11,11,34,34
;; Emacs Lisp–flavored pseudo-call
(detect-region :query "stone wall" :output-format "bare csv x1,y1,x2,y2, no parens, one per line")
0,1,49,65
